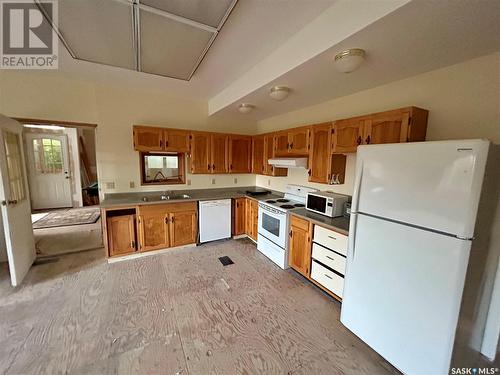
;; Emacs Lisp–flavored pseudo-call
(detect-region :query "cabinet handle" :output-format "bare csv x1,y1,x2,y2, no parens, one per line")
286,142,290,150
324,274,333,280
208,164,211,170
165,217,169,224
171,217,175,223
230,164,233,170
131,241,135,249
328,235,337,240
165,140,169,148
365,135,371,144
357,136,362,145
326,255,334,261
160,140,163,147
212,164,215,170
290,142,293,149
289,230,292,237
307,169,311,176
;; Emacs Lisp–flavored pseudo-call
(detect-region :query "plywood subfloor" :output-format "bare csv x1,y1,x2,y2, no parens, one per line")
0,239,400,375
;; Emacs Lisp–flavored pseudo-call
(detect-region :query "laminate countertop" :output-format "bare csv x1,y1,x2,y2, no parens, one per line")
100,186,284,208
290,208,350,235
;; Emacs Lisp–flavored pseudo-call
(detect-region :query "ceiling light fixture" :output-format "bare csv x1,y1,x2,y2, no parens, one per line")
269,86,291,101
334,48,365,73
238,103,255,114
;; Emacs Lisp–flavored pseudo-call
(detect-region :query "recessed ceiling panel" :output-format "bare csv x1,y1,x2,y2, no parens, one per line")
140,0,235,28
140,10,214,80
55,0,135,70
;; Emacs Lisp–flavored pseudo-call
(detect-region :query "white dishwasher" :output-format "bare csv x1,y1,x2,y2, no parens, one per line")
199,199,232,243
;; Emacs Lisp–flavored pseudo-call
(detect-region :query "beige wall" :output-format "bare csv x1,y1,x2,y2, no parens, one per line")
0,71,256,195
256,52,500,195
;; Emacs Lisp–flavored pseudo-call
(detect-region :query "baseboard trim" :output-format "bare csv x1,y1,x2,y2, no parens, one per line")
107,243,195,263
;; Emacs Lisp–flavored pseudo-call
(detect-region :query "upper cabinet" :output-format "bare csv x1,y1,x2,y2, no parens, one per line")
251,136,265,174
133,125,189,152
164,129,190,152
308,123,332,183
263,134,287,177
331,107,428,153
189,131,211,174
133,126,164,152
274,127,310,156
228,135,252,173
210,133,228,174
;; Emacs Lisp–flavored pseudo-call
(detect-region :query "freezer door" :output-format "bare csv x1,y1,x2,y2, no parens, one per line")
341,214,471,375
352,140,489,238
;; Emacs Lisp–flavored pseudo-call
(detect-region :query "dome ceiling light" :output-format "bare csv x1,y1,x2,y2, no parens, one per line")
334,48,365,73
269,86,291,101
238,103,255,114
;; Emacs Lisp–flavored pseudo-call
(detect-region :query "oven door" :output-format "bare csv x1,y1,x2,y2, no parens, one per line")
258,203,287,248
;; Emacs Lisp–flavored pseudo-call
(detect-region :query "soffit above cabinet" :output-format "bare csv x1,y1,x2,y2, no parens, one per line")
37,0,237,81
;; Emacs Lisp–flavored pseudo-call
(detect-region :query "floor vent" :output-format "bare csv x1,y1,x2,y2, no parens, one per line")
33,257,60,266
218,256,234,266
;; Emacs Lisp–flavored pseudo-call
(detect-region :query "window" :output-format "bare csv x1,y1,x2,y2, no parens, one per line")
32,138,63,174
140,152,185,185
3,131,26,202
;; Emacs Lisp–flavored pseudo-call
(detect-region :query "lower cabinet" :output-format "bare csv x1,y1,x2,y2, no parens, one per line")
106,213,137,257
169,210,197,247
233,197,246,235
245,198,258,241
288,215,311,277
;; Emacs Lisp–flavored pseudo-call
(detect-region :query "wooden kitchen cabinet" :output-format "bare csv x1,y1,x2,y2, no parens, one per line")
263,134,287,177
137,202,197,252
133,126,164,152
332,117,366,153
245,198,258,241
233,197,246,235
211,133,228,173
251,136,265,174
164,129,190,152
308,123,332,183
228,135,252,173
274,132,290,156
107,214,137,256
289,215,312,277
189,132,211,174
274,127,310,156
169,210,197,247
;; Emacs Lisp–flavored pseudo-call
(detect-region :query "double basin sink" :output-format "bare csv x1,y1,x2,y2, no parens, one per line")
141,193,191,202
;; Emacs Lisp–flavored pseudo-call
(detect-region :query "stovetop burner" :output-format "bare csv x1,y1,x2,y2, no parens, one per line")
276,199,290,203
266,200,277,203
279,204,295,209
294,203,305,207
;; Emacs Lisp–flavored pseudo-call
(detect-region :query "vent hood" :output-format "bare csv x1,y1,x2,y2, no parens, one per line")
268,158,308,169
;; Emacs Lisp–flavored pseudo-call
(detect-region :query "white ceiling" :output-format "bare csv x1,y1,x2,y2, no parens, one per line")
51,0,335,99
215,0,500,121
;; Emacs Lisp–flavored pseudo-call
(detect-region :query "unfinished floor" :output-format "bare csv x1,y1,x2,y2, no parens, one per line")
0,239,400,374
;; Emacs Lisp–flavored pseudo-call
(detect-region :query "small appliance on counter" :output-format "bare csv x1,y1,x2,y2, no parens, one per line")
306,191,349,217
245,188,271,196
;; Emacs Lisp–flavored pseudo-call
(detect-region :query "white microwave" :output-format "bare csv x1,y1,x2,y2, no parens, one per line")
306,191,349,217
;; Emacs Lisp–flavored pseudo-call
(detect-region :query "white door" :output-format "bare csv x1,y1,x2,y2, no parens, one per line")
25,133,72,209
353,140,489,238
0,115,36,286
341,213,471,375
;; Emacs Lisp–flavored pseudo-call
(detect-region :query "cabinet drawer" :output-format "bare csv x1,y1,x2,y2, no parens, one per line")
311,260,344,298
313,225,348,256
312,243,346,275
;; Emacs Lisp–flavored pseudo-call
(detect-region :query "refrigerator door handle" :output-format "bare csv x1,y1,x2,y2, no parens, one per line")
350,158,364,214
348,213,358,261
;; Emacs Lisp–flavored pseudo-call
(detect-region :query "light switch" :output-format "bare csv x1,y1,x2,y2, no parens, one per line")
211,178,216,185
187,179,191,186
106,182,115,189
234,178,238,184
129,181,135,188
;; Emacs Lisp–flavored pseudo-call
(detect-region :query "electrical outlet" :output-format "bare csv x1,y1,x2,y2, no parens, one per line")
106,182,115,189
267,179,271,186
211,178,216,185
233,178,237,184
187,179,191,186
129,181,135,188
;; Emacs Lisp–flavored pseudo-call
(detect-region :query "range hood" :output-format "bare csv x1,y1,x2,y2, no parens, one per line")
268,158,308,169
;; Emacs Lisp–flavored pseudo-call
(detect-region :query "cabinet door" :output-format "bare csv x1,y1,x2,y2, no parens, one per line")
251,200,258,242
288,128,310,155
274,132,289,157
228,136,252,173
189,132,211,174
263,134,287,177
251,136,265,175
164,129,190,152
332,118,365,153
245,198,253,239
169,211,197,247
364,111,410,145
309,123,332,183
133,126,164,151
288,216,311,277
138,213,169,252
107,215,136,256
233,198,246,235
211,133,228,174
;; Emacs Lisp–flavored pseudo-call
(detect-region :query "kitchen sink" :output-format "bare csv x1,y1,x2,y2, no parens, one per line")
141,193,191,202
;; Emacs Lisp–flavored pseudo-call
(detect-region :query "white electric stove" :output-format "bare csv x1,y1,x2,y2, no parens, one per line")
257,185,318,269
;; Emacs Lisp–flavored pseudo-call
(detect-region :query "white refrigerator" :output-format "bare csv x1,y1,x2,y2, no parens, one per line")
340,139,492,375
